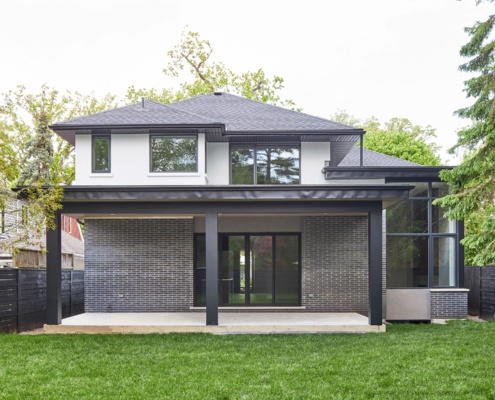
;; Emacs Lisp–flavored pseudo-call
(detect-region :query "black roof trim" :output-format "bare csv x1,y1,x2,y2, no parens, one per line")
324,166,452,180
224,129,365,135
50,123,225,131
60,184,413,206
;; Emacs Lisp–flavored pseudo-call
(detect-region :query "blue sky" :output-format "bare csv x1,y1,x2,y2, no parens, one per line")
0,0,491,162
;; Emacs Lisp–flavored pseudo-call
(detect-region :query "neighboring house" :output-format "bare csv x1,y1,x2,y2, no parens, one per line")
0,203,84,269
45,92,466,327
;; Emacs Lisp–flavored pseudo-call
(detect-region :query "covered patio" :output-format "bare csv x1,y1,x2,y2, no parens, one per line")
43,184,412,332
44,312,385,334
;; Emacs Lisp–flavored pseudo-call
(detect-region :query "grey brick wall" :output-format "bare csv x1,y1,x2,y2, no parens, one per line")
430,291,467,319
85,219,193,312
301,216,369,314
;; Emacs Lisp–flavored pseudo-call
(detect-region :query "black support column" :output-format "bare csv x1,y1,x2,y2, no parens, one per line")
205,212,219,325
457,220,465,287
368,206,383,325
46,212,62,325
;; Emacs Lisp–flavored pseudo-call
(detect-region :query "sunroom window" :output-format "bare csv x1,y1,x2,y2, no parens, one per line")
150,136,198,172
231,145,300,184
386,181,458,289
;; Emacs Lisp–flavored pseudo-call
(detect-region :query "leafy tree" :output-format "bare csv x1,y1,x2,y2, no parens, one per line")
0,85,118,253
435,2,495,266
332,111,442,166
126,31,298,109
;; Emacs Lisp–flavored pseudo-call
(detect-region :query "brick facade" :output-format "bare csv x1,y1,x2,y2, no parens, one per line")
85,219,193,312
301,216,369,314
430,290,468,319
84,215,468,321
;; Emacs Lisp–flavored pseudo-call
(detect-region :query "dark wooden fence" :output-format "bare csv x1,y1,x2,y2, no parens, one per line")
465,266,495,320
0,268,84,333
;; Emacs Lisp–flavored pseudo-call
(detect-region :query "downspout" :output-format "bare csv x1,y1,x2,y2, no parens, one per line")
360,134,364,167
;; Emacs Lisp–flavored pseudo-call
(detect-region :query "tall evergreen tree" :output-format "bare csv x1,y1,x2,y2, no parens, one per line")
17,112,53,186
0,85,118,253
436,2,495,265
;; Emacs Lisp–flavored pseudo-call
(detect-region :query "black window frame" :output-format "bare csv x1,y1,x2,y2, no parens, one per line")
229,143,301,185
92,135,111,173
149,135,199,173
386,180,459,289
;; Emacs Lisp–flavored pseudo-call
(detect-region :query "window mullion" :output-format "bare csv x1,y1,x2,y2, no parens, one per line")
253,145,257,185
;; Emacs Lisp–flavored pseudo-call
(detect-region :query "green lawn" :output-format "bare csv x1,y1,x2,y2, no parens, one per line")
1,321,495,399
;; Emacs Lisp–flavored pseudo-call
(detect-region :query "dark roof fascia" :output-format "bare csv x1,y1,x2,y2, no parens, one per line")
324,166,453,180
60,184,413,203
224,129,365,136
50,125,364,136
50,123,227,145
49,123,226,132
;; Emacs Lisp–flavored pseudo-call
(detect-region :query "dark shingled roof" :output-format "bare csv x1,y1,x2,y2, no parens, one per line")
166,92,357,132
53,100,216,126
339,146,421,167
52,92,360,133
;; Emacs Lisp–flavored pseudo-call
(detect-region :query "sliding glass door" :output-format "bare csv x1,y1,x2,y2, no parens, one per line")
194,233,300,306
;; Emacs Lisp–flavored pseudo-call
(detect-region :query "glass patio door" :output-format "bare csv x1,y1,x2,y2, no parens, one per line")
218,234,300,306
219,236,246,305
194,233,300,306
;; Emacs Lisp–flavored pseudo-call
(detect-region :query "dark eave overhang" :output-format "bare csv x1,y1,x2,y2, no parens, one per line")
224,129,365,136
324,166,453,181
50,122,365,146
49,123,226,146
59,184,413,209
49,123,225,130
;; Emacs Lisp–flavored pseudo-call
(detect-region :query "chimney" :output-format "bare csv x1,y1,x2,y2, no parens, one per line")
141,97,145,108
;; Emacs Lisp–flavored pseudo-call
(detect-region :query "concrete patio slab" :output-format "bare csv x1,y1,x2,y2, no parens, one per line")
44,312,385,334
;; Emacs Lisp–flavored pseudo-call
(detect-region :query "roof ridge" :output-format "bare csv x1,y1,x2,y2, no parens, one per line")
52,99,220,126
51,102,141,125
169,92,360,131
167,99,222,124
157,101,220,123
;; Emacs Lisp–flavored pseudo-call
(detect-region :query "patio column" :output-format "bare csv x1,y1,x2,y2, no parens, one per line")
205,211,219,325
46,212,62,325
368,206,383,325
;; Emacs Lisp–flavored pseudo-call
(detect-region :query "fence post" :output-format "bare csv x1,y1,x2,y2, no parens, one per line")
16,269,19,333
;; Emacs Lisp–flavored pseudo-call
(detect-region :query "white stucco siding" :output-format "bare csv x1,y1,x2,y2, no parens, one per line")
300,142,330,185
74,135,91,185
74,136,385,186
206,143,229,185
74,133,206,185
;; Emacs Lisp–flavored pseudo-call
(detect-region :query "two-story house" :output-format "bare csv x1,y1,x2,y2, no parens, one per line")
45,92,467,333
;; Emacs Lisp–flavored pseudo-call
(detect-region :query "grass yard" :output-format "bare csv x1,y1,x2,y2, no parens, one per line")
1,320,495,399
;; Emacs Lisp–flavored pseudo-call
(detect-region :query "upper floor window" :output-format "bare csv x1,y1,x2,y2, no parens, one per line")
92,136,111,173
231,145,300,184
150,136,198,172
